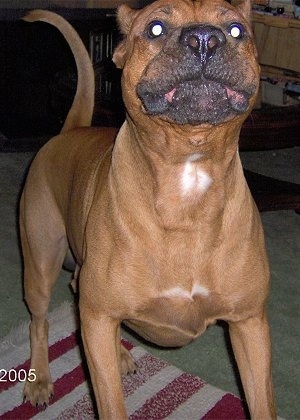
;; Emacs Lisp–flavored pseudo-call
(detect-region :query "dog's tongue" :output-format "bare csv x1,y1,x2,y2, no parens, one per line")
225,87,248,112
165,88,176,103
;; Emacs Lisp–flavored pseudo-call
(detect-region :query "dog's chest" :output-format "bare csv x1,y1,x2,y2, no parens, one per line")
100,190,247,347
124,281,224,347
118,244,228,347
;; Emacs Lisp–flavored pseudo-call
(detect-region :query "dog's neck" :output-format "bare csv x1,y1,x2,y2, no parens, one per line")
110,118,247,230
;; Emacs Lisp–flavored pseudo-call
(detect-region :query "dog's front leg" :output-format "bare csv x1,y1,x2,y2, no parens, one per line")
81,312,127,419
229,312,276,419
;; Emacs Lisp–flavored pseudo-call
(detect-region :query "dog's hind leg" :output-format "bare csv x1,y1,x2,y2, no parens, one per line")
20,190,68,407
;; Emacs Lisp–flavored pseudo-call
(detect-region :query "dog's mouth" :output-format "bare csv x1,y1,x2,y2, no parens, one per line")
136,77,252,126
164,81,250,114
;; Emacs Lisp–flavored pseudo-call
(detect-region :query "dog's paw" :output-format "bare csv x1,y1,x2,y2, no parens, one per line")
121,345,137,376
23,378,54,407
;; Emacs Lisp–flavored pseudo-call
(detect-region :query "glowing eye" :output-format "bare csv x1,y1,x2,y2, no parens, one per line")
148,21,166,38
229,23,244,39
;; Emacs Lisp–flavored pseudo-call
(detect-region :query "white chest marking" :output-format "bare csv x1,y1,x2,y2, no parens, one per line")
191,283,210,298
181,158,212,195
161,284,210,301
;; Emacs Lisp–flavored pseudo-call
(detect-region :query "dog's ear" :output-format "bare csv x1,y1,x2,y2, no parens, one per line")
116,4,138,35
112,5,138,69
112,41,127,69
235,0,252,23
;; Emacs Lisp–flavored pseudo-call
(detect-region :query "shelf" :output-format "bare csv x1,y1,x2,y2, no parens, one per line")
253,11,300,29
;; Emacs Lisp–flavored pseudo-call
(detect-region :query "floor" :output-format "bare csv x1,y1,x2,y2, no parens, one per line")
0,144,299,419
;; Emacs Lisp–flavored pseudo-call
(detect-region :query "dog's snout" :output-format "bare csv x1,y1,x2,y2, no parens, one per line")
180,25,226,60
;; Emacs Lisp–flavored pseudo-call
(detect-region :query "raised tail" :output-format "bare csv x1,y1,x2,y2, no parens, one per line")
23,10,95,133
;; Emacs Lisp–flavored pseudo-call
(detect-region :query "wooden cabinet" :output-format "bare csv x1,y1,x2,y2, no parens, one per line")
252,13,300,73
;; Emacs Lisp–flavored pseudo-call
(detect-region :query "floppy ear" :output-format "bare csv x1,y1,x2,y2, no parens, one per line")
112,41,127,69
112,5,139,69
235,0,252,23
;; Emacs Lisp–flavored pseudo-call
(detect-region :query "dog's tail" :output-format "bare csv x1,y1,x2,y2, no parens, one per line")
23,10,94,133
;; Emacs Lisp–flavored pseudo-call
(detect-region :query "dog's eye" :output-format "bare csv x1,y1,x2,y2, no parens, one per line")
147,21,166,38
228,23,244,39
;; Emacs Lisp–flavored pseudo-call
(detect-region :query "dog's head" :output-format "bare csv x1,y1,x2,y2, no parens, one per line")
113,0,259,127
113,0,259,125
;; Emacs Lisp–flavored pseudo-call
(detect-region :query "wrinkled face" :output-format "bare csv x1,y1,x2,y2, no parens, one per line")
114,0,260,126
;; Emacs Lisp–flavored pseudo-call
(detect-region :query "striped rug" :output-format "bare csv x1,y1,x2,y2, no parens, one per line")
0,302,247,419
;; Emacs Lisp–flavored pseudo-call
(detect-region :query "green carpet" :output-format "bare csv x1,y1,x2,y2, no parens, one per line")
0,148,299,419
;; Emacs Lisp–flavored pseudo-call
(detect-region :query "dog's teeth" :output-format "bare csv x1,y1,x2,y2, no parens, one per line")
165,88,176,103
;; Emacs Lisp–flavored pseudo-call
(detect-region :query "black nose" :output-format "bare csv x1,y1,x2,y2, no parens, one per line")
179,25,226,61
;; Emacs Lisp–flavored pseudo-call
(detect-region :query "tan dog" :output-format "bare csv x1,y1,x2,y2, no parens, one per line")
20,1,276,418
